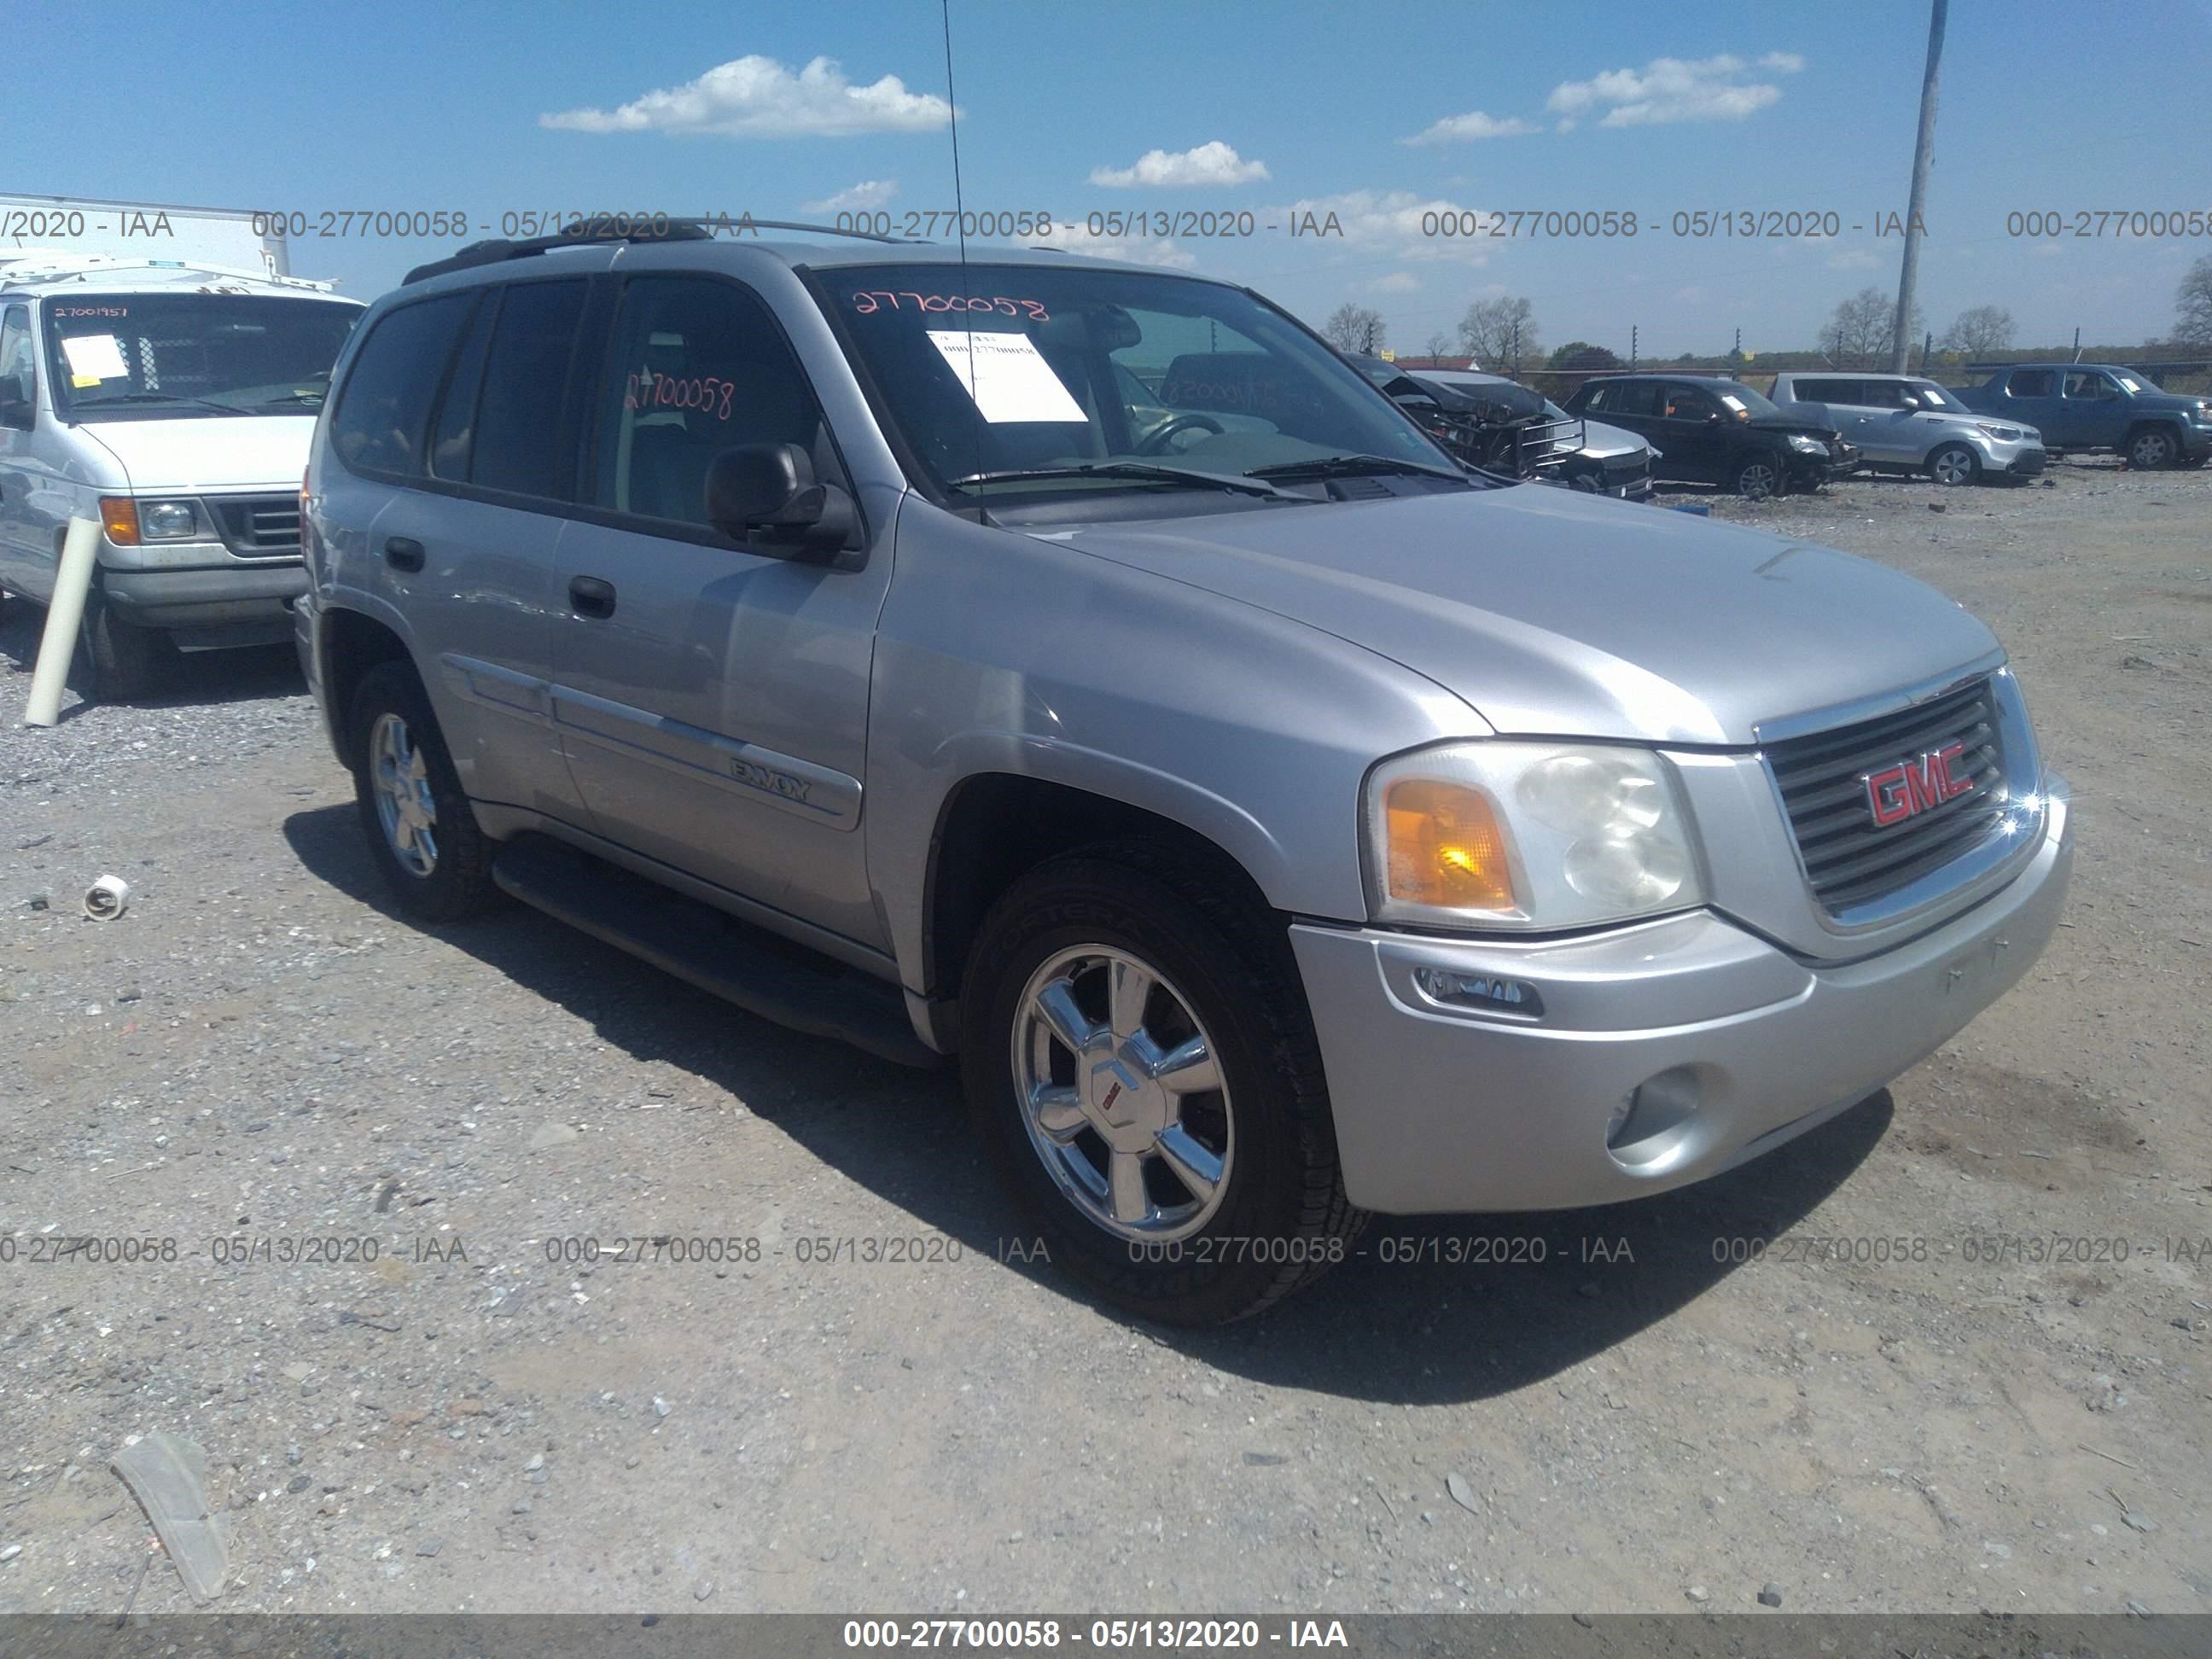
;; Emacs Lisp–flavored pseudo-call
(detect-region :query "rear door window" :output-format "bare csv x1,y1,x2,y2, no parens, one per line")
330,295,472,478
2007,369,2055,397
1796,378,1860,405
469,279,590,500
1590,381,1660,416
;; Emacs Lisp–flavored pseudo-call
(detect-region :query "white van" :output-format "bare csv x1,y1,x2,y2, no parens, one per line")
0,255,363,696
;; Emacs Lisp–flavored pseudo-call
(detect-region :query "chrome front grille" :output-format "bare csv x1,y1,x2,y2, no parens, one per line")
207,494,302,556
1766,678,2009,915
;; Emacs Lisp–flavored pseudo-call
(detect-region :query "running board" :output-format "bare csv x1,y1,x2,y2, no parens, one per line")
491,835,941,1070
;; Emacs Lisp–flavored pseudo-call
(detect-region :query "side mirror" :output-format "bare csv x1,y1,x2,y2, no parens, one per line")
704,442,857,557
0,386,32,431
1896,392,1920,409
1703,410,1721,424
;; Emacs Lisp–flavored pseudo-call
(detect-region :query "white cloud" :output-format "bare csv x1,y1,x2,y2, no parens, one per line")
1371,271,1421,294
1400,110,1540,145
1043,224,1198,268
803,179,899,213
1546,52,1803,128
1263,189,1494,265
1555,118,1576,134
541,55,950,138
1089,142,1269,189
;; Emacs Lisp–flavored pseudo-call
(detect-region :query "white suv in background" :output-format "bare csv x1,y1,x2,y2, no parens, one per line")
0,254,362,696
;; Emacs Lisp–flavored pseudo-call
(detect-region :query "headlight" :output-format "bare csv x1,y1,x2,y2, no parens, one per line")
99,496,203,544
138,498,201,539
1786,434,1826,454
1363,742,1705,930
1974,422,2018,440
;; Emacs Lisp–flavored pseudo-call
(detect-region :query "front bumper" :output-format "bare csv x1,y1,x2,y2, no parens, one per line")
1999,444,2048,476
100,562,306,632
1289,779,2071,1214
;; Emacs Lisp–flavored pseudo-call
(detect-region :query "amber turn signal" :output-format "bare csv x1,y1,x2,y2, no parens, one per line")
1383,777,1517,911
99,496,142,544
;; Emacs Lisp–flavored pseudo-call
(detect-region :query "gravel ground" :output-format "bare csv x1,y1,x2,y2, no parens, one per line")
0,456,2205,1619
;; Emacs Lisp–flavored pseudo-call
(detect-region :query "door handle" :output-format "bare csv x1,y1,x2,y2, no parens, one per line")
383,536,425,573
568,574,617,619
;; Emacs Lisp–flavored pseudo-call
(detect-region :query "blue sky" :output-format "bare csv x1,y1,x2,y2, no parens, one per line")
12,0,2212,356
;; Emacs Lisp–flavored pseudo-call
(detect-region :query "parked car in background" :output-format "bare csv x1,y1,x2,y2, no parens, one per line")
1955,364,2212,469
1416,369,1656,500
1564,374,1857,498
0,253,362,695
1767,372,2045,486
300,225,2069,1324
1349,358,1656,499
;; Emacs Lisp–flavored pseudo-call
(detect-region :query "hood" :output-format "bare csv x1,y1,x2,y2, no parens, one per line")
1043,486,1998,745
76,416,317,493
1743,414,1840,439
1575,416,1649,460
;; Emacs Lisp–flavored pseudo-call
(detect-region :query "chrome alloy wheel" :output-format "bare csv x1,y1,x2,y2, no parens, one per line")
370,711,439,877
1930,445,1977,486
1011,946,1233,1243
1737,459,1779,498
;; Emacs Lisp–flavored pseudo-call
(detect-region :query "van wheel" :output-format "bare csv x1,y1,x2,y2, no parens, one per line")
346,661,499,921
2125,426,2179,469
1927,443,1981,486
961,844,1365,1324
1732,456,1783,499
79,589,176,701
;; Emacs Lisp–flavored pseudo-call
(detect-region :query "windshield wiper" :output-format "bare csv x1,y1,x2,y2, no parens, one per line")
79,391,255,416
257,392,326,408
1246,453,1466,482
947,462,1302,500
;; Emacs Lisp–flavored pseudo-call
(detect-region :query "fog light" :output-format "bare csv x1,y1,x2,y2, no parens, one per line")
1412,964,1543,1018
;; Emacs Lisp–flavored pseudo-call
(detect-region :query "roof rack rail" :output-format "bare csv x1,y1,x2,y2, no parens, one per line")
402,214,929,285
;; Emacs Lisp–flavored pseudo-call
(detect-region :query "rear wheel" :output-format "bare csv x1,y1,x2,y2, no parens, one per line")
2126,426,2179,469
1927,443,1981,486
1732,454,1783,499
346,661,500,921
961,845,1364,1324
79,588,176,701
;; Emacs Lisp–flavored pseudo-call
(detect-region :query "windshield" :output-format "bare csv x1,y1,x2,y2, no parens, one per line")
2111,371,2148,393
1708,380,1783,419
44,292,360,420
1906,380,1967,412
817,264,1458,502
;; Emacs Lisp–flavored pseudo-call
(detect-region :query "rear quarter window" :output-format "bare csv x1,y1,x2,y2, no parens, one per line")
469,279,590,500
329,295,472,478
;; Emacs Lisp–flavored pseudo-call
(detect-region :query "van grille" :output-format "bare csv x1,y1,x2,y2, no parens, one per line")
1766,678,2008,914
207,495,301,557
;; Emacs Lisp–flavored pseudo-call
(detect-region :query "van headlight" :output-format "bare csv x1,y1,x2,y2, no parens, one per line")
1363,742,1705,929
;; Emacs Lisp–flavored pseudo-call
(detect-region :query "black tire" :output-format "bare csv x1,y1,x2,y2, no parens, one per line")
960,843,1365,1324
1732,452,1784,499
2125,425,2180,470
79,588,176,701
1926,442,1981,486
346,660,500,922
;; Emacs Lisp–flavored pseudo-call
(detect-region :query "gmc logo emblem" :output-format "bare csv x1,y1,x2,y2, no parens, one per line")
1863,742,1976,828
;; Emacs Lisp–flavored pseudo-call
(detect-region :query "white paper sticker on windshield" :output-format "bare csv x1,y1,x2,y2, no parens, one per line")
61,333,131,382
927,330,1086,424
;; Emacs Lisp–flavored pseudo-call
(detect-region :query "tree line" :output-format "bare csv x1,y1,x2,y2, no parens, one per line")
1318,253,2212,371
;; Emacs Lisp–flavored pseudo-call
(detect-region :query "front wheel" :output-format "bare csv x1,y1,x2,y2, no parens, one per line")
961,846,1364,1324
79,589,176,701
346,661,500,922
2126,426,2179,469
1927,443,1981,486
1732,454,1784,499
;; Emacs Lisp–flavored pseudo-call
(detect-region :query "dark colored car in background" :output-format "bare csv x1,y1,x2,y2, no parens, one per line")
1348,356,1655,498
1565,374,1857,498
1954,363,2212,469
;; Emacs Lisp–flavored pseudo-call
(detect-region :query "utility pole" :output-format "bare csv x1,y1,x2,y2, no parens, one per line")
1631,324,1638,369
1889,0,1947,374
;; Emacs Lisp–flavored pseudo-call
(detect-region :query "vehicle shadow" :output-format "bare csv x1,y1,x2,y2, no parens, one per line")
0,599,302,711
283,800,1888,1405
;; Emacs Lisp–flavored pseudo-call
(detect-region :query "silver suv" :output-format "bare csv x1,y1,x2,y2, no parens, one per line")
300,224,2073,1323
1767,371,2046,485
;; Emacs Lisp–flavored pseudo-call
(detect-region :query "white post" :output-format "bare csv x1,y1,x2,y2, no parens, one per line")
22,515,101,726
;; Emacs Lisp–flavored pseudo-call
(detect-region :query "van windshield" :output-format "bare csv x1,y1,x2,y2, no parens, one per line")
814,263,1462,504
44,292,360,421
